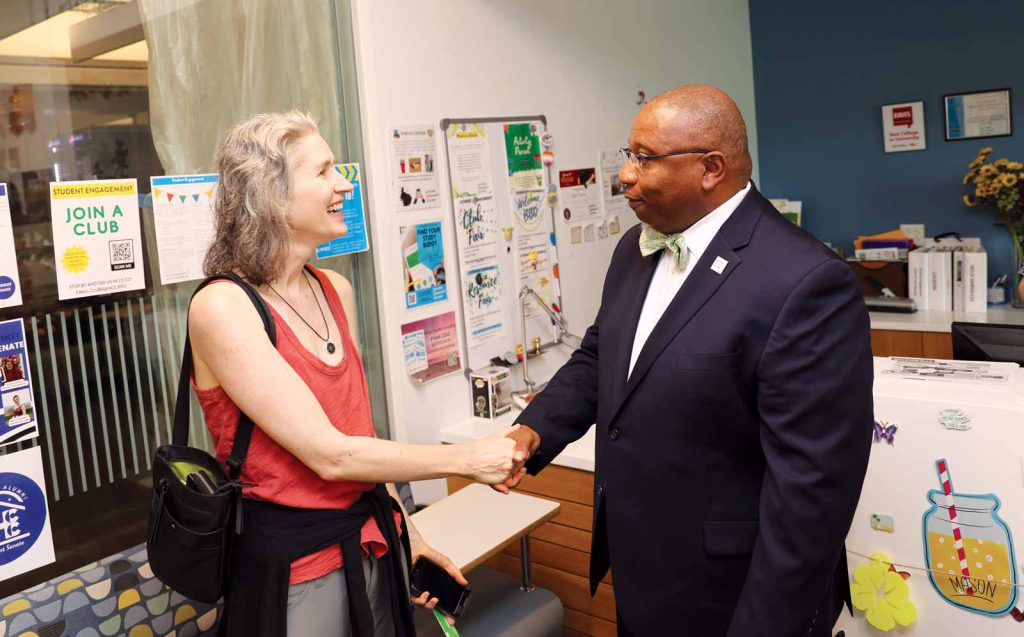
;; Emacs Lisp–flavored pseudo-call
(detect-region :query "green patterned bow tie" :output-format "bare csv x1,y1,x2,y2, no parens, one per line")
639,225,688,271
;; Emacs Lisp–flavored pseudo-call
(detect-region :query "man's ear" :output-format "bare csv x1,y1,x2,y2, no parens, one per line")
700,152,728,191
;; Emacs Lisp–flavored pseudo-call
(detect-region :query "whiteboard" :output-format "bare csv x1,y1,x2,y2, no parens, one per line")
440,116,561,373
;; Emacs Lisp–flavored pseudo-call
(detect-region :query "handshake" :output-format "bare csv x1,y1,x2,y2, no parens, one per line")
463,424,541,494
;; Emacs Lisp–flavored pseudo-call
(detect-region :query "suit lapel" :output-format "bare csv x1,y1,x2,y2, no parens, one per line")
606,184,766,425
609,249,660,409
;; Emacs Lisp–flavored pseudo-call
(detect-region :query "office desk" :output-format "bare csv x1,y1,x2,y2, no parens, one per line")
869,306,1024,358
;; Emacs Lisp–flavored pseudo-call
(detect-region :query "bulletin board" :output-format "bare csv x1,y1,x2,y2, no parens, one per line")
440,116,562,373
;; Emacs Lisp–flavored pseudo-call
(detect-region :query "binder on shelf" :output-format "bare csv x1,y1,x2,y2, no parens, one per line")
926,246,953,311
916,237,986,312
952,249,965,312
908,246,930,310
962,248,988,313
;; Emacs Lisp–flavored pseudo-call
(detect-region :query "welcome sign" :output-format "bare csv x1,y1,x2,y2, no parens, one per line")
50,179,146,300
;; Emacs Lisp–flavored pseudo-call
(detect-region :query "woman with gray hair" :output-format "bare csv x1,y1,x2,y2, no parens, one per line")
188,111,523,636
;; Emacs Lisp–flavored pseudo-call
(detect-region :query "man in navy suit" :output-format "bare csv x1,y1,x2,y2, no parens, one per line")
503,85,873,636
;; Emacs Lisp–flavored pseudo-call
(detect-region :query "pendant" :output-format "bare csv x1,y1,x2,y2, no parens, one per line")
327,342,336,355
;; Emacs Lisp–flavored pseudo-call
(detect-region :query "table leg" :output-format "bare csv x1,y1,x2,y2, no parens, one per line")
519,536,535,592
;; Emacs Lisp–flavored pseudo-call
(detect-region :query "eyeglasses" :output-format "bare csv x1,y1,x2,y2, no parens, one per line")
619,147,712,170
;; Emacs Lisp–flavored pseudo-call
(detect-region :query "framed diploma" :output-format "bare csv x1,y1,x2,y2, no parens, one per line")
944,88,1012,141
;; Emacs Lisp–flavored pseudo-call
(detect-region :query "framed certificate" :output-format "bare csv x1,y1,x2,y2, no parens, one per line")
944,88,1012,141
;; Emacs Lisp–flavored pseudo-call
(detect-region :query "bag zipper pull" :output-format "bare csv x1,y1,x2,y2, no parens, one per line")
234,494,244,535
149,481,168,545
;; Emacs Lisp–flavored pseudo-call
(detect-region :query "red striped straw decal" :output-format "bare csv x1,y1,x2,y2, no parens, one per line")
937,458,974,596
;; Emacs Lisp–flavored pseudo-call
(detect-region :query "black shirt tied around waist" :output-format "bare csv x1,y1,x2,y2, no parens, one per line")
217,484,415,636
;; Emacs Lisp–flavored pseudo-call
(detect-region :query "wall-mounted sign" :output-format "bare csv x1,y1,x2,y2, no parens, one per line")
882,101,926,153
944,89,1013,141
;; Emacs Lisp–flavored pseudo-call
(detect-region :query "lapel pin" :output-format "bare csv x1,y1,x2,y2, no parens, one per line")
711,256,728,274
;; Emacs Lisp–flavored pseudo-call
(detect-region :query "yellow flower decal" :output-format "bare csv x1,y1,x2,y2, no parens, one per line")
1001,173,1018,188
850,552,917,631
61,246,90,274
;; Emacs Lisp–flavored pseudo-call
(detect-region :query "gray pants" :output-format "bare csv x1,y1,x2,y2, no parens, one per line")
287,555,400,637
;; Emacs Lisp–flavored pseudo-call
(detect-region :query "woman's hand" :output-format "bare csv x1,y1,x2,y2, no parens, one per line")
409,536,468,626
464,425,524,484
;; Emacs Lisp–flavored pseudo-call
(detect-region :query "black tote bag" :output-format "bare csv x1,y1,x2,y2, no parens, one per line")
147,273,274,603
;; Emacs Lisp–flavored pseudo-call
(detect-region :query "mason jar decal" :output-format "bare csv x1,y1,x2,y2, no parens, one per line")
923,458,1019,615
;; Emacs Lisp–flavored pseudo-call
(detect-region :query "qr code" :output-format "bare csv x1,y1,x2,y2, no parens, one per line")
109,239,135,270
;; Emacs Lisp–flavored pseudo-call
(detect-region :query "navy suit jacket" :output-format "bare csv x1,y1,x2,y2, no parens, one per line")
518,185,873,636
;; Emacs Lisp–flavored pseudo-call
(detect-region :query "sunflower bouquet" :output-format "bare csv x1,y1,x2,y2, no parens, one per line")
963,147,1024,226
962,147,1024,305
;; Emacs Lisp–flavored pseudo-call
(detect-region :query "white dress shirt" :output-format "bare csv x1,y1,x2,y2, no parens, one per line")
627,182,751,379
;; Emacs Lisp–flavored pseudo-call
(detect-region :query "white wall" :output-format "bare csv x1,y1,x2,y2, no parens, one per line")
350,0,758,502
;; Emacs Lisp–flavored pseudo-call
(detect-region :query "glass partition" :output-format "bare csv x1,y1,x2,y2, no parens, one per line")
0,0,383,597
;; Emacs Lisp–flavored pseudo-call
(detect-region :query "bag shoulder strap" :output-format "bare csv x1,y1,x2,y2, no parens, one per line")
173,272,276,480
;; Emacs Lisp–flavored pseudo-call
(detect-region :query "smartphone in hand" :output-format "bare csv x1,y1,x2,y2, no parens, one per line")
410,558,471,618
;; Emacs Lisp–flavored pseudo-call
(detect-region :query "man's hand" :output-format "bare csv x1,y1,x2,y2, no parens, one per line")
491,424,540,494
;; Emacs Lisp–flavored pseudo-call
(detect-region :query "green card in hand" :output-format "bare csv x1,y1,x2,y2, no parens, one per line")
433,608,461,637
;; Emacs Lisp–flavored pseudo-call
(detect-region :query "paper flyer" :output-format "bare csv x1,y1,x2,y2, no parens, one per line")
518,241,556,320
50,179,145,300
512,189,546,233
599,150,629,218
503,123,544,191
0,319,37,448
558,168,600,222
400,311,462,383
400,221,448,309
446,123,494,199
463,263,505,347
389,125,441,212
316,164,370,259
151,174,217,285
0,446,56,582
453,197,498,263
0,184,23,309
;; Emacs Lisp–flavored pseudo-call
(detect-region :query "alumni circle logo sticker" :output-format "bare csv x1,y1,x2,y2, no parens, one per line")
0,472,47,565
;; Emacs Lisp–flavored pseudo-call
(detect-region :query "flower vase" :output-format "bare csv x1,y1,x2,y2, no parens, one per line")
1014,232,1024,308
1007,232,1024,309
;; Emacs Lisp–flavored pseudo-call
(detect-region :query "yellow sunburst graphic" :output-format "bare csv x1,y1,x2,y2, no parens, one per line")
61,246,90,273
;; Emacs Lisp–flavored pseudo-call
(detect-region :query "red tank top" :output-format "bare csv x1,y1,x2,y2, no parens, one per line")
192,267,399,585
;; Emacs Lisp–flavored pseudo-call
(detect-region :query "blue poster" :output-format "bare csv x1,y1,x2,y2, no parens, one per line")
0,183,23,309
401,221,448,309
316,163,370,259
0,319,37,448
0,446,55,580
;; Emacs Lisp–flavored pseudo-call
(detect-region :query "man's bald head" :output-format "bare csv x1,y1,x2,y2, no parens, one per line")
645,84,752,183
620,84,753,233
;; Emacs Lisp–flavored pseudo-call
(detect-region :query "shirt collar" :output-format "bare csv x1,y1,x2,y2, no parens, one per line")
681,181,751,263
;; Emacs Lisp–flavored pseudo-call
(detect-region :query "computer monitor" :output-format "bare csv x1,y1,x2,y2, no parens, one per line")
951,322,1024,366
